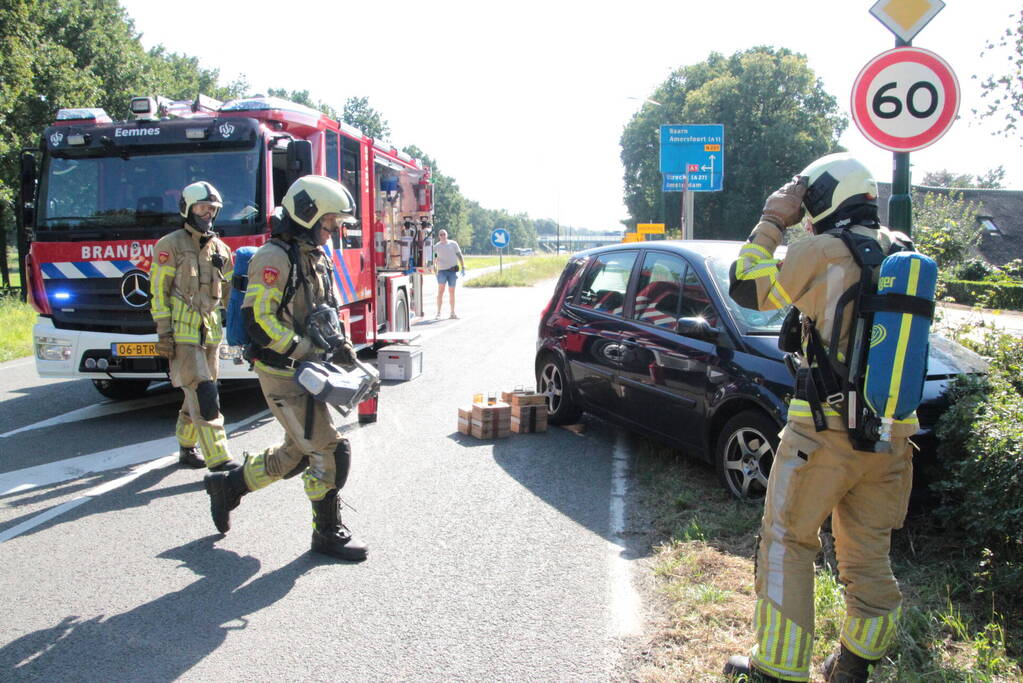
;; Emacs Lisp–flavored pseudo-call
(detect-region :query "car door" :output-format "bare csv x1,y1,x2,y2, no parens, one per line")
564,250,638,414
616,252,721,449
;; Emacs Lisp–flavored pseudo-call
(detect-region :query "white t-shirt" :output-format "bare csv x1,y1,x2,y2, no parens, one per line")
434,240,463,270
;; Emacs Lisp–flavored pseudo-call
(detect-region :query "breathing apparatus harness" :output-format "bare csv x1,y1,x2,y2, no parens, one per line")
782,226,934,452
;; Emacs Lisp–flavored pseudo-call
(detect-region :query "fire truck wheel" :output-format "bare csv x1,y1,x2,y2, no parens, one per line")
393,290,410,332
92,379,151,400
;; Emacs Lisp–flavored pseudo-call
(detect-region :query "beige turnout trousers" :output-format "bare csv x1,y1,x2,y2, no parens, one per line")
750,424,912,681
171,343,232,469
240,365,343,502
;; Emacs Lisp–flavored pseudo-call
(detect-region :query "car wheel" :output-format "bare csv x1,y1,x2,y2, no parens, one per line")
536,354,582,425
715,410,779,500
92,378,151,400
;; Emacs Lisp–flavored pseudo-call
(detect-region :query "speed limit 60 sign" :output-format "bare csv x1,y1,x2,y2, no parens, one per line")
852,47,959,152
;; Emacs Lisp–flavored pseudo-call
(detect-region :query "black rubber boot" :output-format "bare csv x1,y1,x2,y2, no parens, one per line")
822,645,879,683
723,656,783,682
310,490,367,562
203,466,248,534
178,446,205,469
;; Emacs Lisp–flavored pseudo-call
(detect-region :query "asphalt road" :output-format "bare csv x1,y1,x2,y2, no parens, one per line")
0,275,651,682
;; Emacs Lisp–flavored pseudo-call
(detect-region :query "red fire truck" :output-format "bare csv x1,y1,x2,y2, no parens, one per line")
17,94,433,399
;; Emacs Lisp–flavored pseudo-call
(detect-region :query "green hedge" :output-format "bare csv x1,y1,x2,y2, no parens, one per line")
941,279,1023,310
932,329,1023,601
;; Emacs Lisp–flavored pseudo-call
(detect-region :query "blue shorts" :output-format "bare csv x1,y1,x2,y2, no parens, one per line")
436,269,458,287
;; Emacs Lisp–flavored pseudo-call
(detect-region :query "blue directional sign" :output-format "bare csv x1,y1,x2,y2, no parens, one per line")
490,228,510,249
659,124,724,192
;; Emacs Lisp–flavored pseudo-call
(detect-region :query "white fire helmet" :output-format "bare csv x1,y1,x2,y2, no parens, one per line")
178,181,223,220
799,153,877,227
282,176,356,230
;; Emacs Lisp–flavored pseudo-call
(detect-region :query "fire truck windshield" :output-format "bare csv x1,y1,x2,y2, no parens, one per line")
37,148,262,235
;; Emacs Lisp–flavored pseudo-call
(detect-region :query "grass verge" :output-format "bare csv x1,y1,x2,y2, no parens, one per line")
465,255,567,287
0,293,34,362
463,255,515,270
630,442,1022,682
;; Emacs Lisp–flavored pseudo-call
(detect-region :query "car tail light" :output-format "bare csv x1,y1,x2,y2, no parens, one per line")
541,295,555,320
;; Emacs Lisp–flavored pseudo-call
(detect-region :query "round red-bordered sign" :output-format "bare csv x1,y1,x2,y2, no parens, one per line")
851,47,959,152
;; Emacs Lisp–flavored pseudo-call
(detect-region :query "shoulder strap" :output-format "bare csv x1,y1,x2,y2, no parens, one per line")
269,239,303,331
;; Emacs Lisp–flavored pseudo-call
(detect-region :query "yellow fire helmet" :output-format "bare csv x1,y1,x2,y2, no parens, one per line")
178,181,223,220
799,153,878,230
282,175,356,230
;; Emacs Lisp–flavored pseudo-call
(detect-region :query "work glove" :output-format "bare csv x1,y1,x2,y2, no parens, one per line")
155,333,175,359
760,176,807,229
331,339,357,367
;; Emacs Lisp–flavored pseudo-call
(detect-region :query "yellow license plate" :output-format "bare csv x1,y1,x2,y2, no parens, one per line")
111,342,157,357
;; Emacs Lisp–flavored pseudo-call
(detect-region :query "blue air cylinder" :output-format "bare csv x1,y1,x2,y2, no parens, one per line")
226,246,258,347
862,251,938,439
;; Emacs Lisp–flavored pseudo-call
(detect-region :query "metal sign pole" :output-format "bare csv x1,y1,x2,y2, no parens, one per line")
889,36,913,236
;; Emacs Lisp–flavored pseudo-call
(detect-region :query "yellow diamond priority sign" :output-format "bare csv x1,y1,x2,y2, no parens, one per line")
870,0,945,44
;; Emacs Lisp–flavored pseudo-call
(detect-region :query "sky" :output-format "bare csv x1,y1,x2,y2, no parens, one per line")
118,0,1021,231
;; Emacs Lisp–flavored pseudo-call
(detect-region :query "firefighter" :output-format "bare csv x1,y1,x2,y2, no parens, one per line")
203,175,367,562
150,181,238,471
724,154,916,683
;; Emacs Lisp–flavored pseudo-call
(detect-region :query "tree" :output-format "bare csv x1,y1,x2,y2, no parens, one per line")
620,47,846,240
912,189,984,269
266,88,338,119
921,166,1005,189
0,0,241,247
433,174,471,245
976,9,1023,136
343,96,390,141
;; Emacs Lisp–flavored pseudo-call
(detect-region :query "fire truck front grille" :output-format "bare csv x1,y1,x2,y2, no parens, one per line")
44,278,156,334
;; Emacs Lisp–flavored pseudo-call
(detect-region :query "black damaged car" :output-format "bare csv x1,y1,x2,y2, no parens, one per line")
535,240,988,499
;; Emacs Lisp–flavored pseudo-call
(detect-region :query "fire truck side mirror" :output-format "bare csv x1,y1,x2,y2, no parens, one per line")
286,140,313,185
19,152,36,227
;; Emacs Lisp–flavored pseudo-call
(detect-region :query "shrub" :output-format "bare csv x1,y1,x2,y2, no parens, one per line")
953,258,997,281
1001,259,1023,280
932,329,1023,597
940,279,1023,310
912,190,984,269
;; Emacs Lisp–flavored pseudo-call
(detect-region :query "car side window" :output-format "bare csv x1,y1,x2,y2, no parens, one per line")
576,251,637,316
680,265,719,328
630,252,685,329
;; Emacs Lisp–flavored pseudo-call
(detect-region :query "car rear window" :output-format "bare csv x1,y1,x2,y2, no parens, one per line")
576,251,637,316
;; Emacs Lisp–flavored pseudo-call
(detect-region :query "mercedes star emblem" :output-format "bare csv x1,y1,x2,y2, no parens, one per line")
120,271,151,308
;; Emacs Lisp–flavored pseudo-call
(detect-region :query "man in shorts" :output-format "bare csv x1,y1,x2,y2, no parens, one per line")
433,229,466,319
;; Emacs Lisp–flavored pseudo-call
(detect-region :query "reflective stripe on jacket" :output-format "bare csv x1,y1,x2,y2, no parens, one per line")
730,220,919,437
150,228,232,344
241,238,340,374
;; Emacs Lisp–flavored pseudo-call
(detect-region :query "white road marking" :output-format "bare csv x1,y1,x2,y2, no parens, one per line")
0,409,270,543
0,381,252,439
0,358,35,369
1,390,179,439
0,454,177,544
608,431,642,637
0,409,271,496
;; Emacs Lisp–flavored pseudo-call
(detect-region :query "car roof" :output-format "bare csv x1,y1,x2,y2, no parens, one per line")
569,239,744,262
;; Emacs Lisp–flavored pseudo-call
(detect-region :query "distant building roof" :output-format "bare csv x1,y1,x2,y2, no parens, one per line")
877,182,1023,266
